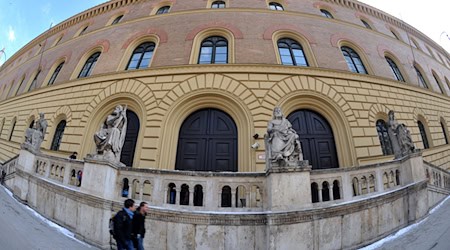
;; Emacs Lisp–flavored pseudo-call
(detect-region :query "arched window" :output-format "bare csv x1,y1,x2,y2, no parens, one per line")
122,178,129,197
441,122,449,145
320,9,333,19
322,182,330,201
180,184,190,205
361,19,372,29
390,30,399,40
211,1,225,8
111,15,123,25
269,2,284,11
48,62,64,85
385,57,405,82
383,172,389,189
142,181,152,201
79,26,88,36
277,38,308,66
78,52,100,78
132,179,140,199
311,182,319,203
51,120,66,151
29,70,41,91
221,186,232,207
332,180,340,200
414,65,428,88
9,119,16,141
432,72,445,94
29,120,35,129
376,119,393,155
341,46,368,74
156,6,170,14
194,185,203,206
126,42,155,70
168,183,176,204
418,120,430,149
198,36,228,64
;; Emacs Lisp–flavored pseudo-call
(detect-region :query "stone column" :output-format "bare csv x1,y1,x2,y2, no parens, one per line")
231,191,236,208
330,184,334,201
175,188,180,205
265,161,312,211
318,186,323,202
189,187,194,206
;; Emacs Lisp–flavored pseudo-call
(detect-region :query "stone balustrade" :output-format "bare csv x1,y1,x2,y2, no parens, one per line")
34,154,84,187
117,169,266,211
424,161,450,189
310,160,406,204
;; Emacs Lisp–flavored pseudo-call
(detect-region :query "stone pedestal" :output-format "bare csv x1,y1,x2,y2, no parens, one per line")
13,148,37,201
265,161,312,211
399,151,424,185
81,158,120,200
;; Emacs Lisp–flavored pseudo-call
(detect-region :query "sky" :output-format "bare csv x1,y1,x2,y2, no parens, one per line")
0,0,107,65
0,0,449,65
359,0,450,53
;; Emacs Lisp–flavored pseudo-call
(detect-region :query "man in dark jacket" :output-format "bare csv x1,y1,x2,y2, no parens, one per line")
132,202,148,250
114,199,136,250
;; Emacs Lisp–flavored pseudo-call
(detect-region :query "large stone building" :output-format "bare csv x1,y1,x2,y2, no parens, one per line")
0,0,449,249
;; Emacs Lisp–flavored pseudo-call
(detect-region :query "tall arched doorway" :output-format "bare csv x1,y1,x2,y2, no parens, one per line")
120,110,140,167
287,109,338,169
176,108,237,172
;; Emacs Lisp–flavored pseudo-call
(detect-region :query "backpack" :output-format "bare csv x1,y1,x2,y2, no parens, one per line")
109,211,127,239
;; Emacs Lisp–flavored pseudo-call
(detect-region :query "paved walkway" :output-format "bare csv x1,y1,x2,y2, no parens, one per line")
364,196,450,250
0,185,98,250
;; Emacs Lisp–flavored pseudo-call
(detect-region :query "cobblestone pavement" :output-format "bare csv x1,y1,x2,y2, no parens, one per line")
364,196,450,250
0,185,98,250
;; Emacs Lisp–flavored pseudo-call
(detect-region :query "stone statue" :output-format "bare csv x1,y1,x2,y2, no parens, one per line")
266,107,303,166
387,110,415,159
93,105,128,164
24,112,48,152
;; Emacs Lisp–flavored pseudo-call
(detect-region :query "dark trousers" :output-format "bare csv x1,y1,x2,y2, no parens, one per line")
116,239,134,250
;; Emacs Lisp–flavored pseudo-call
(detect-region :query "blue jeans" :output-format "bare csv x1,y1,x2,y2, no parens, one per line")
136,235,144,250
116,239,134,250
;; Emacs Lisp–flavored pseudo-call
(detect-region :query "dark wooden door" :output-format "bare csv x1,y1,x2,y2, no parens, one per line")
176,108,237,172
120,110,140,167
287,109,338,169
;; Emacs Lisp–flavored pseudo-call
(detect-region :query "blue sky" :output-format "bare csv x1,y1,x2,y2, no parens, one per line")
0,0,107,64
0,0,449,65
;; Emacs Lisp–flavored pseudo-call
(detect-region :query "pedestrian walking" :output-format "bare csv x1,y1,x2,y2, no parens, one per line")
114,199,136,250
132,202,148,250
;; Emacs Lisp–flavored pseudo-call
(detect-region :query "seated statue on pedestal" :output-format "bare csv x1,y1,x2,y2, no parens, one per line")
93,105,128,164
24,113,47,152
387,110,415,159
266,107,303,166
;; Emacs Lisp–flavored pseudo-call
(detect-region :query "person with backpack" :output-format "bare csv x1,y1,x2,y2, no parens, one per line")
113,199,136,250
132,202,148,250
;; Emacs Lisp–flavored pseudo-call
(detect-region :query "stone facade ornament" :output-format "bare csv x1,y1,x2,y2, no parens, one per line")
23,113,48,152
387,110,415,159
92,105,128,165
265,107,304,167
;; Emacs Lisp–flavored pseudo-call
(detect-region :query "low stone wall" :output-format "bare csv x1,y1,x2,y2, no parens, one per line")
5,149,450,249
10,167,438,250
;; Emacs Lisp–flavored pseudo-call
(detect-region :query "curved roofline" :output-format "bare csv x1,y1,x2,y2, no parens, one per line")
0,0,448,72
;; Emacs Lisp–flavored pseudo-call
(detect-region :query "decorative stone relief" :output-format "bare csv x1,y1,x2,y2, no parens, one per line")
265,107,304,168
387,110,415,159
23,112,48,152
91,105,128,166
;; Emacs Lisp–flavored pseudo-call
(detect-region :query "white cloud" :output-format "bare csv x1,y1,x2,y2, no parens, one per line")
8,26,15,42
42,3,51,15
